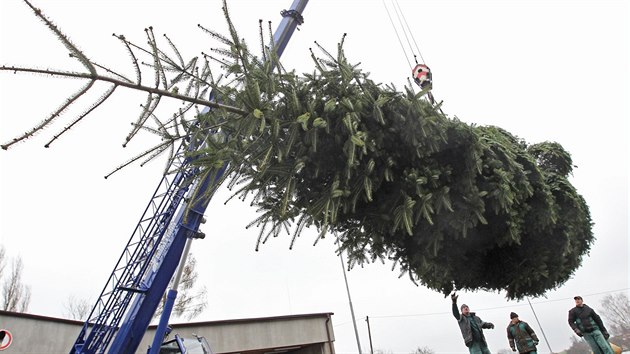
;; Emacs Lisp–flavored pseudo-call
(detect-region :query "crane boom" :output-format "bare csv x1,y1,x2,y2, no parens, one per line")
71,2,308,353
71,142,197,354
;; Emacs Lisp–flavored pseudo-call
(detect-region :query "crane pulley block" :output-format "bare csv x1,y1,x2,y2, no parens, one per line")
412,63,432,90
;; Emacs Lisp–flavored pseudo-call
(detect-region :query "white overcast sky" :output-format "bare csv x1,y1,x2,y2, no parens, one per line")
0,1,628,353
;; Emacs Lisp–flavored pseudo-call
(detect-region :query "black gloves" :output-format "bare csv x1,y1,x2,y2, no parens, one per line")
574,329,583,337
488,323,495,329
511,347,516,352
534,340,539,346
451,293,458,303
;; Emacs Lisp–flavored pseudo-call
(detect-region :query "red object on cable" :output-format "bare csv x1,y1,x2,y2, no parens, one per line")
412,63,432,89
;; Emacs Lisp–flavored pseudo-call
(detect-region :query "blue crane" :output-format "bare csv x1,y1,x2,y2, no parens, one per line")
70,1,309,353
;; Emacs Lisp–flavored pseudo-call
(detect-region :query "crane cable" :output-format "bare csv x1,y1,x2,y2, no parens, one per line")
382,0,413,68
392,0,426,66
382,0,439,107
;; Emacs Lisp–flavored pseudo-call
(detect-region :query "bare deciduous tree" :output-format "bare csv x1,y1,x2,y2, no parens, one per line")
564,336,591,354
599,292,630,336
374,349,394,354
411,346,435,354
154,253,207,321
0,247,6,277
1,252,31,312
64,295,92,320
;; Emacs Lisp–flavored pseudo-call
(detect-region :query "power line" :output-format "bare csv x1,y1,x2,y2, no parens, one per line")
331,288,629,352
366,288,630,319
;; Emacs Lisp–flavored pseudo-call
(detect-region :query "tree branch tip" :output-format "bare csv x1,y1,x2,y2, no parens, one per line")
44,144,50,148
1,145,8,150
122,143,127,148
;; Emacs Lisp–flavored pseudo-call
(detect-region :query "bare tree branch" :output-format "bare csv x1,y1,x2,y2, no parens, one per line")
599,292,630,335
0,66,247,116
64,295,91,320
154,253,207,321
1,256,31,312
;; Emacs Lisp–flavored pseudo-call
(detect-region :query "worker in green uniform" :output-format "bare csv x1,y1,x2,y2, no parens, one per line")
507,312,539,353
451,293,495,354
568,295,614,354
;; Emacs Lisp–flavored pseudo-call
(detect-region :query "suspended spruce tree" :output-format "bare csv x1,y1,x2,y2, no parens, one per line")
1,0,593,299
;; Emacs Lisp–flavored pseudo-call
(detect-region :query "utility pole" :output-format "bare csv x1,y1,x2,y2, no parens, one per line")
527,297,553,353
339,252,362,354
366,316,374,354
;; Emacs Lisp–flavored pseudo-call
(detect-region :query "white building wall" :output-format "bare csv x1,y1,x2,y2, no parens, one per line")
0,312,83,353
0,311,335,354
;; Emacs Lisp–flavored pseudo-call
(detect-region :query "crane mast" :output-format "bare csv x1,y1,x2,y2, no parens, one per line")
70,2,308,353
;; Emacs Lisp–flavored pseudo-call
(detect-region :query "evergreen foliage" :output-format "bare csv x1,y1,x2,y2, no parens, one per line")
1,0,594,299
189,19,594,299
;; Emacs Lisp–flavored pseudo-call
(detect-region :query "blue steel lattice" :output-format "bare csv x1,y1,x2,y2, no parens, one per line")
71,141,196,354
70,1,309,353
